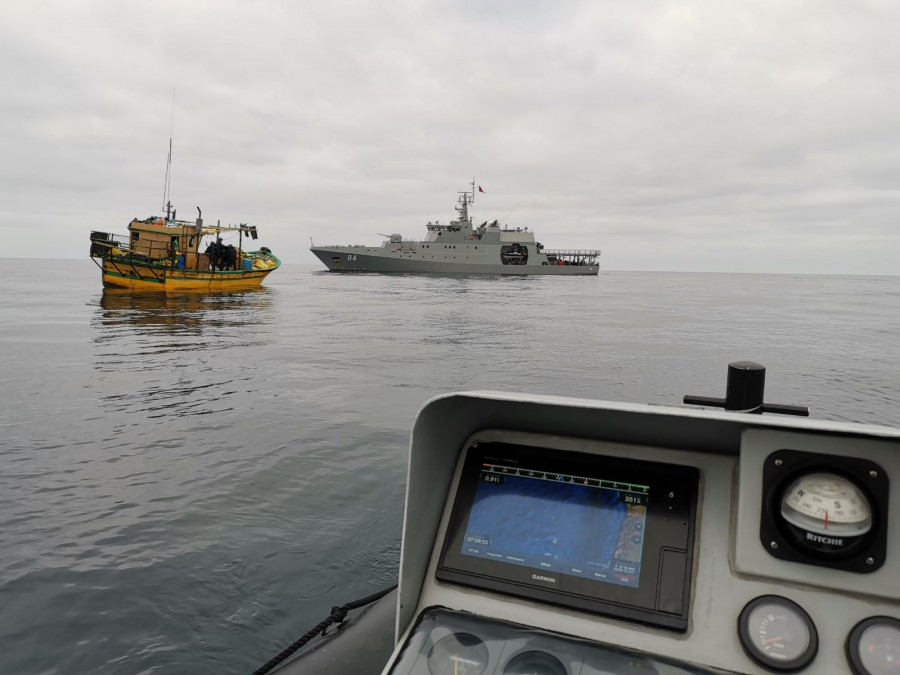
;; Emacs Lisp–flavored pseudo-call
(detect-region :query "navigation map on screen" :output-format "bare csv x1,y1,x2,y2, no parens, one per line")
461,462,649,588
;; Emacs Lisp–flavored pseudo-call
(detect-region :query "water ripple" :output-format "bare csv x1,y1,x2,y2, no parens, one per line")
0,262,898,673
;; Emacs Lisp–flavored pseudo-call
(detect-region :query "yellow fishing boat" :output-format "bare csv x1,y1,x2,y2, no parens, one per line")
89,204,280,292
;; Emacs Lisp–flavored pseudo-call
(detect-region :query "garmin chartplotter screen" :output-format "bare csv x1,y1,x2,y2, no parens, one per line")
437,442,699,630
462,461,648,587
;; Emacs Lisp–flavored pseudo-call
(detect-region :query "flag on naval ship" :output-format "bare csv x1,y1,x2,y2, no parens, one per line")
478,185,485,193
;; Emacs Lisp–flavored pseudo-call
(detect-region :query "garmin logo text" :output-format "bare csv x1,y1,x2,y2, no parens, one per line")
806,532,844,546
531,574,557,584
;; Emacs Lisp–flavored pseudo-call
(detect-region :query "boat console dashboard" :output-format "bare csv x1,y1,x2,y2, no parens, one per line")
382,392,900,675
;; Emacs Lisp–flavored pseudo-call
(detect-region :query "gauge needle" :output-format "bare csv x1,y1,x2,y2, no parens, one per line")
763,637,784,645
825,510,829,529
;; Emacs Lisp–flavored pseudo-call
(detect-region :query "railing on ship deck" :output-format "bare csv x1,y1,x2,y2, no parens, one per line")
90,232,180,265
544,249,601,265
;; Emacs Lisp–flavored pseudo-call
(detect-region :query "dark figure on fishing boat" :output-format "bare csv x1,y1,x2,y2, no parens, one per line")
223,244,237,271
204,238,229,270
204,241,217,270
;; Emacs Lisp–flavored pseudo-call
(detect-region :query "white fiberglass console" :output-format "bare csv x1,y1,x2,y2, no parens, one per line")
382,392,900,675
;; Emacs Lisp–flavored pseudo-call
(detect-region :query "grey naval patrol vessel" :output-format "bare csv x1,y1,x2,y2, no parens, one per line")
310,184,600,275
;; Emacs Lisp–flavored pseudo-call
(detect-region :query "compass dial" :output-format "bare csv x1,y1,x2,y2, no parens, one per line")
780,472,872,555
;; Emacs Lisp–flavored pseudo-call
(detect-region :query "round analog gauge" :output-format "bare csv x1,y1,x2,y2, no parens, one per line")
846,616,900,675
738,596,818,671
780,472,873,556
427,632,489,675
503,650,567,675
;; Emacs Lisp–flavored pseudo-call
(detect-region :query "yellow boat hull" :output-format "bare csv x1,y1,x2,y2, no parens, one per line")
101,260,276,293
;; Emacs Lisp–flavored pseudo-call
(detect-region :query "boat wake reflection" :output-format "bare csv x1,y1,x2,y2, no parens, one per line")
91,289,276,419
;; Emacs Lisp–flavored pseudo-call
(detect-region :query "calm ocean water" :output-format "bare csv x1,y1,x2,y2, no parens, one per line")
0,259,897,674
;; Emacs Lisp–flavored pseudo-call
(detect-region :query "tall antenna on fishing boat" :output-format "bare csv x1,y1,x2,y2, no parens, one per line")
161,87,175,217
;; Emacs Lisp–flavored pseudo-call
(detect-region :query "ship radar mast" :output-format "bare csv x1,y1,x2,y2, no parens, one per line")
455,179,476,223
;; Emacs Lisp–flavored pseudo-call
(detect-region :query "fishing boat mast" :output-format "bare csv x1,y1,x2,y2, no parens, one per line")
162,87,175,216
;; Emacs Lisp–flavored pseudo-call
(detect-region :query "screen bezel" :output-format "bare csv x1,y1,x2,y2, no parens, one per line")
436,442,698,630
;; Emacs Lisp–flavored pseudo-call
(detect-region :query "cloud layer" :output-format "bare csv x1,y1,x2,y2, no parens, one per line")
3,0,898,273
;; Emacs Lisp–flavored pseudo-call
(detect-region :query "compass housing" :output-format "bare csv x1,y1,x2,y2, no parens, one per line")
760,450,889,573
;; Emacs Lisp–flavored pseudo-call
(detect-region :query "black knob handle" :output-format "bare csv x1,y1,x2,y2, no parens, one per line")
683,361,809,417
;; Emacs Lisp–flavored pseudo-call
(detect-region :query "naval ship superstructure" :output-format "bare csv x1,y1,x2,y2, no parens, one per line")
310,184,600,275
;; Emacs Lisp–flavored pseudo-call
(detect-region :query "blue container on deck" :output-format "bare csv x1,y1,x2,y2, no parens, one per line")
176,254,185,269
241,258,253,271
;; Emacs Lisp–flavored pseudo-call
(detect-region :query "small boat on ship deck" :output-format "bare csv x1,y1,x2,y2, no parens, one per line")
89,203,280,292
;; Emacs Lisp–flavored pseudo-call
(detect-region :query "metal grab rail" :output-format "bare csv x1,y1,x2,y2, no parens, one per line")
90,236,176,262
90,233,186,282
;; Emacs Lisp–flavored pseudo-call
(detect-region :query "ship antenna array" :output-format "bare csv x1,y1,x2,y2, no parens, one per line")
457,179,475,203
161,87,175,215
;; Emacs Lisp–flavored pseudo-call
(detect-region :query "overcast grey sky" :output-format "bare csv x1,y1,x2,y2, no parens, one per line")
2,0,898,273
